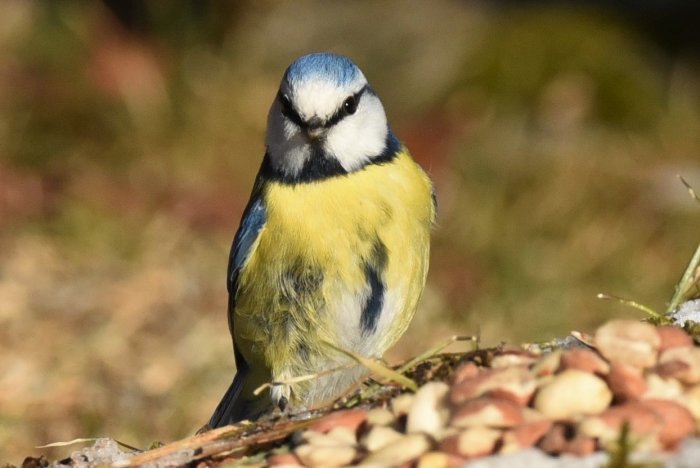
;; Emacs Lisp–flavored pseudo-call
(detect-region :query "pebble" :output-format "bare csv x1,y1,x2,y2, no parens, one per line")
559,348,610,375
360,425,404,452
308,408,367,434
452,362,479,385
490,349,539,368
579,402,664,451
657,325,693,352
294,443,357,467
325,426,358,446
500,419,553,453
594,320,660,368
361,433,432,466
451,396,525,428
440,427,502,458
267,452,303,467
531,350,562,377
366,407,395,427
644,373,684,400
642,399,695,449
407,382,450,436
450,366,537,406
391,393,415,417
538,423,597,456
657,347,700,385
534,369,612,419
606,361,646,401
682,384,700,420
416,451,465,468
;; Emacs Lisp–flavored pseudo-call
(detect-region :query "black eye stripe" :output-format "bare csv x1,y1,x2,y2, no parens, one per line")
278,85,369,130
278,91,305,128
326,85,368,128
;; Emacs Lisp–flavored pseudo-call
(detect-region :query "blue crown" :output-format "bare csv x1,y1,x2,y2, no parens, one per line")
284,53,360,87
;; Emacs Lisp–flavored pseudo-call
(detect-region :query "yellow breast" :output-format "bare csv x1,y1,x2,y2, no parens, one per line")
234,150,434,382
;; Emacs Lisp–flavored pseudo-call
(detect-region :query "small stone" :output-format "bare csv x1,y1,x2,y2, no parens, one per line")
566,435,597,456
361,433,432,466
407,382,450,436
267,452,303,467
655,359,692,380
521,406,549,423
500,419,553,453
641,399,695,449
644,373,684,400
537,423,597,456
360,425,403,452
297,430,323,445
560,348,610,375
531,350,562,377
440,427,501,458
309,409,366,434
366,407,395,427
325,426,358,446
534,369,612,419
607,362,646,401
452,362,480,385
391,394,415,417
657,325,693,352
416,451,465,468
451,396,525,428
657,347,700,384
594,320,660,368
490,349,538,368
538,424,569,455
537,423,569,455
683,384,700,420
294,444,357,467
450,366,537,406
303,430,353,448
579,402,663,452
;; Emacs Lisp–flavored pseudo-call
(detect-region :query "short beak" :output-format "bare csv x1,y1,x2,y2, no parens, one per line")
305,117,325,140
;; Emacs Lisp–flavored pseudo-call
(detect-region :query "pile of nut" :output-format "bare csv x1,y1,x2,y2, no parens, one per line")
267,320,700,467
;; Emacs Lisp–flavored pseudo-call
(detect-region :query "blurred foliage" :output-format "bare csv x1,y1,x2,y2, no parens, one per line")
1,0,700,464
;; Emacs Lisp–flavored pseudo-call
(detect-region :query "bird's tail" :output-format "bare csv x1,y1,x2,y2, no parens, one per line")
208,370,247,428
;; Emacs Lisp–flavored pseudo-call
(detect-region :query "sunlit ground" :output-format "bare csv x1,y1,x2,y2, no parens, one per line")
1,1,700,463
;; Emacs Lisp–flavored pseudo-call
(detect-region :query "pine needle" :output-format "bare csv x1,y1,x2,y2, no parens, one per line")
668,242,700,314
679,175,700,203
253,363,356,396
397,335,476,374
37,438,140,452
323,341,418,391
596,293,665,321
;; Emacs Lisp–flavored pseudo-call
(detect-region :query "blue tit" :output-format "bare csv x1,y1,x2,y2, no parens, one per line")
207,52,436,428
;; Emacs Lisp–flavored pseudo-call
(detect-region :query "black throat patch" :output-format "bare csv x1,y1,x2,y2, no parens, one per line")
260,131,401,185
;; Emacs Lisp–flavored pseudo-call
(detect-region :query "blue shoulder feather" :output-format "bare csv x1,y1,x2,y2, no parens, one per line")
227,196,266,296
208,188,266,429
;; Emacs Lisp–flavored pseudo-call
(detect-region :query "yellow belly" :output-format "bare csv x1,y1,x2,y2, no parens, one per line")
233,150,434,406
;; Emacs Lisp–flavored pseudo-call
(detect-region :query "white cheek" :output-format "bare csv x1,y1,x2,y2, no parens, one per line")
325,97,388,172
265,102,310,176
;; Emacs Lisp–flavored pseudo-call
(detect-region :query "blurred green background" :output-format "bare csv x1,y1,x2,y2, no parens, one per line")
2,0,700,463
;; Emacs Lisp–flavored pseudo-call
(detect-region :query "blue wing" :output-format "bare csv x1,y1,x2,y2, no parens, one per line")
209,183,268,429
227,195,266,298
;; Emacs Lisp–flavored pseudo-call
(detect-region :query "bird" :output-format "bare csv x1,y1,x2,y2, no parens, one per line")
207,52,436,428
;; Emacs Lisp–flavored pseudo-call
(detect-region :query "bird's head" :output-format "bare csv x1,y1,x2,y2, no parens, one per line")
265,53,393,181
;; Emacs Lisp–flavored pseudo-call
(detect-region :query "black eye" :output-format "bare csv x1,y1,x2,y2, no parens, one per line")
279,94,292,112
343,96,357,115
